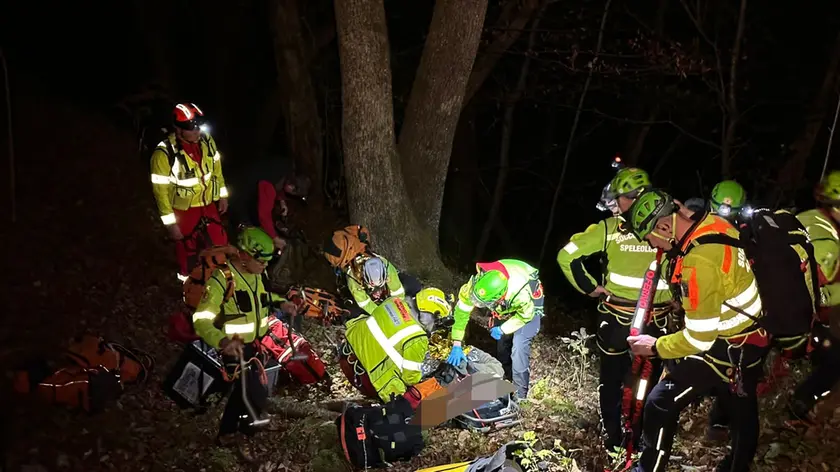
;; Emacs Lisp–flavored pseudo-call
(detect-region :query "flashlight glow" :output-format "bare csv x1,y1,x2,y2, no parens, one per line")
200,124,210,133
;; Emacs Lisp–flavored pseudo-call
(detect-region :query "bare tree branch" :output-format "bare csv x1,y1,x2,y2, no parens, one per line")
538,0,613,265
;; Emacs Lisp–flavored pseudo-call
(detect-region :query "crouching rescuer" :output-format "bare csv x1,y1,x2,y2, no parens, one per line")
446,259,544,400
192,227,295,447
624,190,769,472
558,166,671,451
339,288,452,402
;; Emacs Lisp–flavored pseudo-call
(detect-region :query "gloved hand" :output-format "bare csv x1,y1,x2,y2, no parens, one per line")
489,327,504,340
446,345,467,366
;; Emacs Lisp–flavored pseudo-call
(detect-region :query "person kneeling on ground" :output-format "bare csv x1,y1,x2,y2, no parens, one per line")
339,287,451,402
192,226,296,457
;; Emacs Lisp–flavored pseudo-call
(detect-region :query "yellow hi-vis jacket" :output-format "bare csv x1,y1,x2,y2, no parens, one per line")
150,132,228,226
192,264,286,348
344,296,429,402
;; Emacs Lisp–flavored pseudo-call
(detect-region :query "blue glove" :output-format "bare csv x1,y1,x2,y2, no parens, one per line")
490,327,504,340
446,345,467,366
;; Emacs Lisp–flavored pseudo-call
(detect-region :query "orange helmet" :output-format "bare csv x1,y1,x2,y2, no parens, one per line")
172,103,206,131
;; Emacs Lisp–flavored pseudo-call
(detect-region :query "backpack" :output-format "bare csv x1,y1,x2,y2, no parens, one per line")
323,225,372,270
183,245,238,310
258,316,328,385
12,334,153,414
286,286,350,325
685,209,820,337
336,396,425,469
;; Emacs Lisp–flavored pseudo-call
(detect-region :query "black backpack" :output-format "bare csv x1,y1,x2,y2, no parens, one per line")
685,209,819,337
336,396,425,469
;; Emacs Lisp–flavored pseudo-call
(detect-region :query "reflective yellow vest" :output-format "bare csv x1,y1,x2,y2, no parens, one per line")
150,132,228,226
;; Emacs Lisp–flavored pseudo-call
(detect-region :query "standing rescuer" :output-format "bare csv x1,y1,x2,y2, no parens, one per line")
624,190,769,472
150,103,229,281
557,166,671,451
445,259,544,400
192,227,294,454
790,170,840,423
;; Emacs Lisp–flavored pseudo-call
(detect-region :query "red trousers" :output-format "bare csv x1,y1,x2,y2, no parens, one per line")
174,204,228,278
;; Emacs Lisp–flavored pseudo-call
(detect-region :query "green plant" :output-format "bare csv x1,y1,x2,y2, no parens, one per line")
559,328,595,387
513,431,583,472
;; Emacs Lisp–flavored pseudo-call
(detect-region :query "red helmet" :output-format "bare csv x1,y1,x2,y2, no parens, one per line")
172,103,206,130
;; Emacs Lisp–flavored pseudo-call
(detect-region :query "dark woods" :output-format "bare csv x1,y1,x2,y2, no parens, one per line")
3,0,840,287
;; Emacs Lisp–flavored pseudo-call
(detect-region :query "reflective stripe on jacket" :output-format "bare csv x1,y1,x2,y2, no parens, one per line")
192,265,285,348
344,296,428,402
798,208,840,307
659,214,761,359
150,132,228,225
557,216,671,302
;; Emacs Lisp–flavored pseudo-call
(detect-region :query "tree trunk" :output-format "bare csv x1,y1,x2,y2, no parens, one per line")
621,104,658,166
273,0,325,204
464,0,540,106
441,105,478,267
398,0,488,237
776,31,840,200
129,0,176,95
335,0,452,286
475,1,545,260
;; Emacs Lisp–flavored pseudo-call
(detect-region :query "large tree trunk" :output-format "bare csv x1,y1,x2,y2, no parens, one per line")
398,0,488,237
776,31,840,200
273,0,325,204
335,0,452,286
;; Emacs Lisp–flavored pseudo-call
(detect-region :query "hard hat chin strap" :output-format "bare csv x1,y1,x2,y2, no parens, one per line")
648,213,677,245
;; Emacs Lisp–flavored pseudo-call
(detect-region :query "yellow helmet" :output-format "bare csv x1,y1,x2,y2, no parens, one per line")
415,287,452,318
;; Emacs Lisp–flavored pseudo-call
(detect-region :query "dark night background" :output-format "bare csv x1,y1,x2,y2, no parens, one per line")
1,0,840,469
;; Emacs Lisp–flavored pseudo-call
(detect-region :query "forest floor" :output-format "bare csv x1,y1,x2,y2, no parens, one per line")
4,81,840,472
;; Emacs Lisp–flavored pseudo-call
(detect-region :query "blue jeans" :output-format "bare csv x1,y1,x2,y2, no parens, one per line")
497,314,541,398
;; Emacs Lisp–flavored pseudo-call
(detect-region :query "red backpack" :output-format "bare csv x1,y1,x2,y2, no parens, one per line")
259,316,328,385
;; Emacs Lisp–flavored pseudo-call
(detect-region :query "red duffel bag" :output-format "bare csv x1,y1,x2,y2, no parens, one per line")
259,316,328,385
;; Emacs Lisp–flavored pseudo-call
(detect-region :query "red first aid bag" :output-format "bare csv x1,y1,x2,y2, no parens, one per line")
259,316,327,385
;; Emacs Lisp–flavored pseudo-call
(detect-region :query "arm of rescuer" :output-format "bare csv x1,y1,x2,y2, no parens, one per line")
655,255,723,359
384,257,406,297
812,237,840,306
150,147,177,226
192,270,232,349
399,335,429,387
557,220,607,296
347,271,377,315
496,279,543,335
210,135,229,200
257,180,280,239
451,280,475,343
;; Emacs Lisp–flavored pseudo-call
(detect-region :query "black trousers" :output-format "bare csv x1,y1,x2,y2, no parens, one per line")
218,344,270,438
398,272,422,298
597,305,667,450
638,342,768,472
791,324,840,418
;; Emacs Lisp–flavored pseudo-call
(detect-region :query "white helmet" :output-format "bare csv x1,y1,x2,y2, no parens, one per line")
362,257,387,289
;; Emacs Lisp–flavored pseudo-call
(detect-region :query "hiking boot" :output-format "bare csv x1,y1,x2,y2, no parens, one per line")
704,424,729,444
215,434,258,463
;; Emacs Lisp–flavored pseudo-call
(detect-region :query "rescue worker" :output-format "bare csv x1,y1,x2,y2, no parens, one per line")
227,155,311,252
339,287,451,402
192,227,294,454
557,166,672,451
709,180,751,225
445,259,544,400
624,190,770,472
150,103,229,282
345,254,422,316
683,197,706,213
790,170,840,424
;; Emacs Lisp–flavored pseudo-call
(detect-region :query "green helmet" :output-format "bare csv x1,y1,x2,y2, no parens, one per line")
709,180,746,214
816,170,840,204
626,189,677,240
608,167,651,199
470,270,508,308
237,226,275,262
